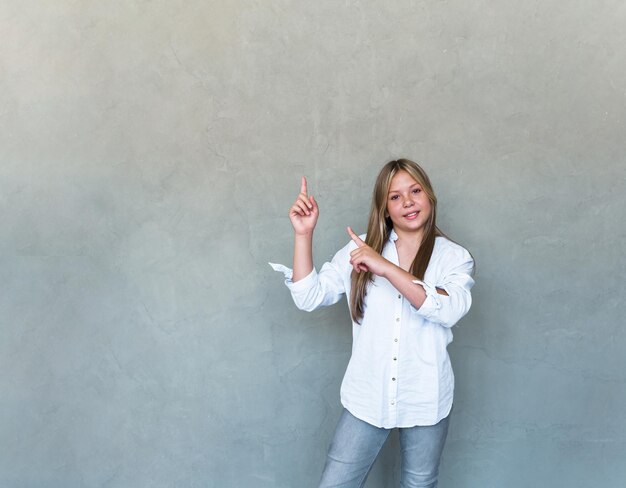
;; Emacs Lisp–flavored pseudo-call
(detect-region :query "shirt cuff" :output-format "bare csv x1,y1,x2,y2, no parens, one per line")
410,279,442,318
268,262,318,292
268,262,293,280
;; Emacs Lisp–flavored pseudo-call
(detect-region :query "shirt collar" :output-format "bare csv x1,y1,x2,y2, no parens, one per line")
389,228,399,242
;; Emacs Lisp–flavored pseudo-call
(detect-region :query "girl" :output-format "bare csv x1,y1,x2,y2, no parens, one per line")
270,159,475,488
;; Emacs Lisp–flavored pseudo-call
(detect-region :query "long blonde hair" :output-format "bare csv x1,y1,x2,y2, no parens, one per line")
350,159,444,323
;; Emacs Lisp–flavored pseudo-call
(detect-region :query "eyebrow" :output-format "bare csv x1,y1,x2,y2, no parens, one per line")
388,183,421,194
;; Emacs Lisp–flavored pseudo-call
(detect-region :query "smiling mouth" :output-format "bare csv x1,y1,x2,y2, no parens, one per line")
404,211,420,219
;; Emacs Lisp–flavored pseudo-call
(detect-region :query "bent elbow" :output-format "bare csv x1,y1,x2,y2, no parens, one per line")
291,291,322,312
439,294,472,328
294,300,317,312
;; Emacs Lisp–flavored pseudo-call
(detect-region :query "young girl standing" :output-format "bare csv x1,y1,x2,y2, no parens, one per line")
270,159,475,488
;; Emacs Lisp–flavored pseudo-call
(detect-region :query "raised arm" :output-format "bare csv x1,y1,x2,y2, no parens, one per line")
289,176,319,282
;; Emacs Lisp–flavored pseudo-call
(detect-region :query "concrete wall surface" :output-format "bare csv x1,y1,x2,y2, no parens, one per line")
1,1,625,487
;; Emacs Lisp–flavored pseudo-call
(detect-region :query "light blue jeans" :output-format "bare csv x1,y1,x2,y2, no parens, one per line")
318,409,451,488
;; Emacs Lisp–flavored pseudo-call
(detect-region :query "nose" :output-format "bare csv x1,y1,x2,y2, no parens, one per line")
403,198,414,208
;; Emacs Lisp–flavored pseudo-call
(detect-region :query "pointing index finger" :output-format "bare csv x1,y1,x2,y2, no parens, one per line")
300,176,308,195
347,226,365,247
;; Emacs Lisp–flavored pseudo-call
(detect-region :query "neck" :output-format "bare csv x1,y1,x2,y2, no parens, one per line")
393,227,425,249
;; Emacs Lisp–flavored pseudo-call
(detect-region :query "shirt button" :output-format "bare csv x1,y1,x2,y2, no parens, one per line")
392,377,396,381
398,294,401,299
394,338,398,342
393,357,397,361
396,318,400,322
391,400,395,405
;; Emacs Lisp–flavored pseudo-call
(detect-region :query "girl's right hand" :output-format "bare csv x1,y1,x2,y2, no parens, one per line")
289,176,319,235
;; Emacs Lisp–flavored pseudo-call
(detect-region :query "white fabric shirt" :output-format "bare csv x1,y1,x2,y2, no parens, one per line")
270,230,475,428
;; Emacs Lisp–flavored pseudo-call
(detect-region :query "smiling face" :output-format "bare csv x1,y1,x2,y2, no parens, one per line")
386,169,432,238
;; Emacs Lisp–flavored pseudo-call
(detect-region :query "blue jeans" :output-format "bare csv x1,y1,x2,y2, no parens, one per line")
318,409,450,488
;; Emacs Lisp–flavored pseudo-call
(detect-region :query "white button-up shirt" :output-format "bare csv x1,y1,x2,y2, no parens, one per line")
270,230,475,428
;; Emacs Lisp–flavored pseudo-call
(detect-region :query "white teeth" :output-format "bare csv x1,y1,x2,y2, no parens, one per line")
405,212,418,217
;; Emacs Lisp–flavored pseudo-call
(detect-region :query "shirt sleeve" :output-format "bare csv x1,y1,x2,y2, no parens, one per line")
268,240,354,312
410,247,475,328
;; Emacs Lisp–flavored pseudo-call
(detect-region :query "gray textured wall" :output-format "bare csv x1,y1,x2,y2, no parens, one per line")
1,1,625,487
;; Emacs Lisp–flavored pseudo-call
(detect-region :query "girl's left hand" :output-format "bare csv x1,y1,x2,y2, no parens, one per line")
347,227,391,277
